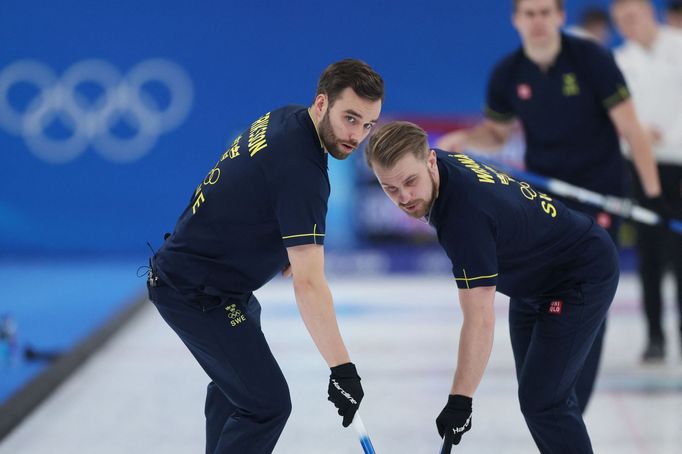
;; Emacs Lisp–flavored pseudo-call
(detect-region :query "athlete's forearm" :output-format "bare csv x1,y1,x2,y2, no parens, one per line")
293,277,351,368
462,122,510,153
610,100,661,197
437,120,511,153
627,127,662,197
451,312,495,397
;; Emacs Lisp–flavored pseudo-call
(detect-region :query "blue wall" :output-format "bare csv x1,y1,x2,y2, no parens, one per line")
0,0,667,254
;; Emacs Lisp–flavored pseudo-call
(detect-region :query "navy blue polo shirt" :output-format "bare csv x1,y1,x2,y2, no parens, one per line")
485,33,630,197
154,105,329,296
429,151,616,298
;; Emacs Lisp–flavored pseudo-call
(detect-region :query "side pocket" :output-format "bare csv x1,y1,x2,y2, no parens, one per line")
242,294,262,329
184,294,226,313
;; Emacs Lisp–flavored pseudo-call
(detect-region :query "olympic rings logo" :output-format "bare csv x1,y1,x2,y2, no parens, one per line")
0,59,193,163
225,304,243,319
204,167,221,185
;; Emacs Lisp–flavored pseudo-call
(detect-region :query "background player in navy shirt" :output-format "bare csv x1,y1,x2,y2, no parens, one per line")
147,59,383,454
436,0,662,413
367,121,619,453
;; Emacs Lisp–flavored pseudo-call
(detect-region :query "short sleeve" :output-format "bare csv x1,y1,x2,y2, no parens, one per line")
271,156,329,248
582,43,631,110
484,59,516,123
437,203,498,289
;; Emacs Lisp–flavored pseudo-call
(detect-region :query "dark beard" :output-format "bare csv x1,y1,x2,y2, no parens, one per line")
319,111,353,160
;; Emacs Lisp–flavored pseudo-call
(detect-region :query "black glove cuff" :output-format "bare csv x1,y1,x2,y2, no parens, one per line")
447,394,472,410
330,362,359,379
643,195,665,210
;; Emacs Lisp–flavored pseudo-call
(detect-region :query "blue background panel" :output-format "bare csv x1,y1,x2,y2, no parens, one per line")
3,0,662,255
1,0,666,412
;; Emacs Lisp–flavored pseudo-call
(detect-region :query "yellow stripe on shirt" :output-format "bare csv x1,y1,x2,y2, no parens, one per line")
282,224,325,244
603,84,630,109
455,269,498,289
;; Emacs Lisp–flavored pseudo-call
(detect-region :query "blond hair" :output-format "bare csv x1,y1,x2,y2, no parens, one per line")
365,121,429,169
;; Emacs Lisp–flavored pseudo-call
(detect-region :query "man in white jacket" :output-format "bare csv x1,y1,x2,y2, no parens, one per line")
612,0,682,362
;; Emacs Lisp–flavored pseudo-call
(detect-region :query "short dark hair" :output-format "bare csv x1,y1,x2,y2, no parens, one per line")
580,7,610,27
513,0,564,11
365,121,429,170
316,59,384,107
611,0,651,6
668,0,682,13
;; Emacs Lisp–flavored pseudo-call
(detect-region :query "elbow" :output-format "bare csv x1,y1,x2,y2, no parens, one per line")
292,273,324,298
484,313,496,331
293,277,313,297
479,310,496,331
490,132,506,148
463,308,496,331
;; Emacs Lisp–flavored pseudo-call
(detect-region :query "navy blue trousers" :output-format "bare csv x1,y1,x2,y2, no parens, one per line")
509,270,619,453
148,283,291,454
560,198,621,414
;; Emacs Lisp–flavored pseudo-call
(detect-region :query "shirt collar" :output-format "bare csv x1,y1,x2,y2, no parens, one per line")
307,108,325,151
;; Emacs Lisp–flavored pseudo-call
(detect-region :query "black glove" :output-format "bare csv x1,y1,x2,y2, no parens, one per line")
436,395,473,447
641,195,674,227
327,362,363,427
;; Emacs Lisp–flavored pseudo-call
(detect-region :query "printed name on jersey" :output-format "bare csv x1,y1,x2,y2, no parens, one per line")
449,154,557,218
191,112,272,215
248,112,270,156
451,153,496,184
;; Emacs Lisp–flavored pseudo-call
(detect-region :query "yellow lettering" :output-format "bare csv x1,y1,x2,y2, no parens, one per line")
542,200,557,218
251,115,269,129
484,165,511,185
248,112,270,157
230,315,246,327
470,167,495,184
451,154,555,216
452,154,495,183
221,135,242,161
249,138,268,156
453,154,475,165
192,192,205,214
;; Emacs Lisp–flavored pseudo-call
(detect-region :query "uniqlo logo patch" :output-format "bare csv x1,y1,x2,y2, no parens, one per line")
549,300,563,314
517,83,532,100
